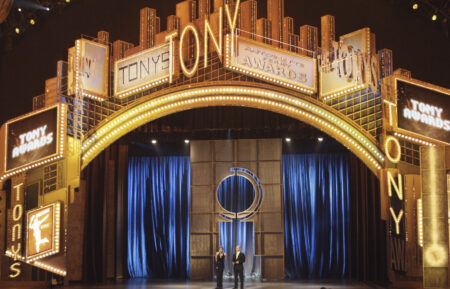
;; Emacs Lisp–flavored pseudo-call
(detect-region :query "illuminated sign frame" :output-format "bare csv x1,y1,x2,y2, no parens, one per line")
75,38,110,101
1,104,67,182
25,202,61,262
114,42,172,98
319,28,376,100
225,34,317,94
392,76,450,146
80,85,385,174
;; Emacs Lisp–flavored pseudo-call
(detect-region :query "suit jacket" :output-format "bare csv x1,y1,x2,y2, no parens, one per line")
232,252,246,271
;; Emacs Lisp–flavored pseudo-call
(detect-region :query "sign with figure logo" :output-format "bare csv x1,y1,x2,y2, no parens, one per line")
26,202,61,261
79,39,109,99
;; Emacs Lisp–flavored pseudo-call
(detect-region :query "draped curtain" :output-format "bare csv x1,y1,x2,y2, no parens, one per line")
127,156,190,279
283,153,350,279
348,154,387,283
218,176,260,279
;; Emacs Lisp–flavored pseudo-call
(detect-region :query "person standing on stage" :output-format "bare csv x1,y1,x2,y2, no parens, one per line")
232,245,245,289
215,246,226,289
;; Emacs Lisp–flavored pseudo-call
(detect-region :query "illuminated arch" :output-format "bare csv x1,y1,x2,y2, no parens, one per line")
81,82,385,174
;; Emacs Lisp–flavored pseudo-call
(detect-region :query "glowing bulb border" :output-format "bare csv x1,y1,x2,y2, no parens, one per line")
1,104,67,182
5,251,66,276
80,85,385,173
25,202,61,262
224,34,316,95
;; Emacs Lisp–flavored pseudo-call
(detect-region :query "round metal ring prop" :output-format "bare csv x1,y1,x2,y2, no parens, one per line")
216,168,263,220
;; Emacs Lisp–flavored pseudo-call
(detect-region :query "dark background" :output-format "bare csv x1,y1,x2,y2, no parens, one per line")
6,106,57,171
397,80,450,143
0,0,449,125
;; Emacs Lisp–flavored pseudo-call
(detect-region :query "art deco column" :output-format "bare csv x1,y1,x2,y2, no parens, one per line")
420,146,448,288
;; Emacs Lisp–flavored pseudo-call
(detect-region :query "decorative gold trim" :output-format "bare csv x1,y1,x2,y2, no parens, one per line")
392,76,450,146
25,202,61,262
1,104,67,181
114,42,171,97
80,84,385,175
225,34,317,93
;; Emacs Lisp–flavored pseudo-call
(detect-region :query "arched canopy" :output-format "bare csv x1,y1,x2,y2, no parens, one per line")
81,82,385,174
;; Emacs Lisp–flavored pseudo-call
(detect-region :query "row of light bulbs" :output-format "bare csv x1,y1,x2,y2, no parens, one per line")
150,139,190,144
0,104,66,182
224,35,315,95
81,89,383,172
393,132,434,146
82,86,384,165
5,250,66,276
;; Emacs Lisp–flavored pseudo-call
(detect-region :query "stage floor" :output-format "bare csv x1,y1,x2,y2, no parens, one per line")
68,279,385,289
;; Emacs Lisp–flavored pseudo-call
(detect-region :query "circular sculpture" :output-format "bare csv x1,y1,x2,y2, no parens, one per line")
216,168,263,220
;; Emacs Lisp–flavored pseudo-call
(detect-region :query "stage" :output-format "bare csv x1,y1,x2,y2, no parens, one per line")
67,280,384,289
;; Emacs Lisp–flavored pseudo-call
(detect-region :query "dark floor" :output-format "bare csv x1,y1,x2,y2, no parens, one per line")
66,279,384,289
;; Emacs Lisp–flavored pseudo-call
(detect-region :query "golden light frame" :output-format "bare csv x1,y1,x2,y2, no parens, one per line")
0,103,67,182
80,83,385,174
114,42,171,98
25,202,62,262
390,75,450,146
225,34,317,94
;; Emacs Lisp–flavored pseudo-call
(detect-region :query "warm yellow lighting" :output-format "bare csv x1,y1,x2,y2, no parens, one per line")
390,207,404,235
66,0,70,3
29,19,35,25
0,104,66,182
393,132,434,146
80,86,384,173
385,136,401,163
15,28,20,34
412,3,419,10
179,24,200,78
431,14,437,21
204,7,223,68
417,199,423,247
225,0,240,57
165,31,178,84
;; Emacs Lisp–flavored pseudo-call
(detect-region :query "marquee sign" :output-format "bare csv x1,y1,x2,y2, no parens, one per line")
396,79,450,144
226,35,316,94
3,104,67,176
319,28,379,98
114,42,171,98
76,39,109,100
26,202,61,261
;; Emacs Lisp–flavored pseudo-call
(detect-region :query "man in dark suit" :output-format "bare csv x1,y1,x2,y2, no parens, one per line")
232,245,245,289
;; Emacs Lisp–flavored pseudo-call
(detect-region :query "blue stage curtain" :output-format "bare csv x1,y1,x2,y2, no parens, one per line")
218,176,260,279
283,153,350,279
127,156,190,279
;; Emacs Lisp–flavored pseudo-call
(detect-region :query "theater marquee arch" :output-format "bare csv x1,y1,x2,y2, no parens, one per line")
80,82,385,174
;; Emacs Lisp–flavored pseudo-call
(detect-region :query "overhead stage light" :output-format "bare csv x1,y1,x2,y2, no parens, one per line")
66,0,71,2
15,27,20,34
318,137,324,142
412,3,419,10
18,8,22,12
151,139,157,144
431,14,437,21
285,138,291,142
184,139,190,144
29,19,35,25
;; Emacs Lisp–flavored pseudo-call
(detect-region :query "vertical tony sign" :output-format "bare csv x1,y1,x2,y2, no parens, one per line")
383,135,406,273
